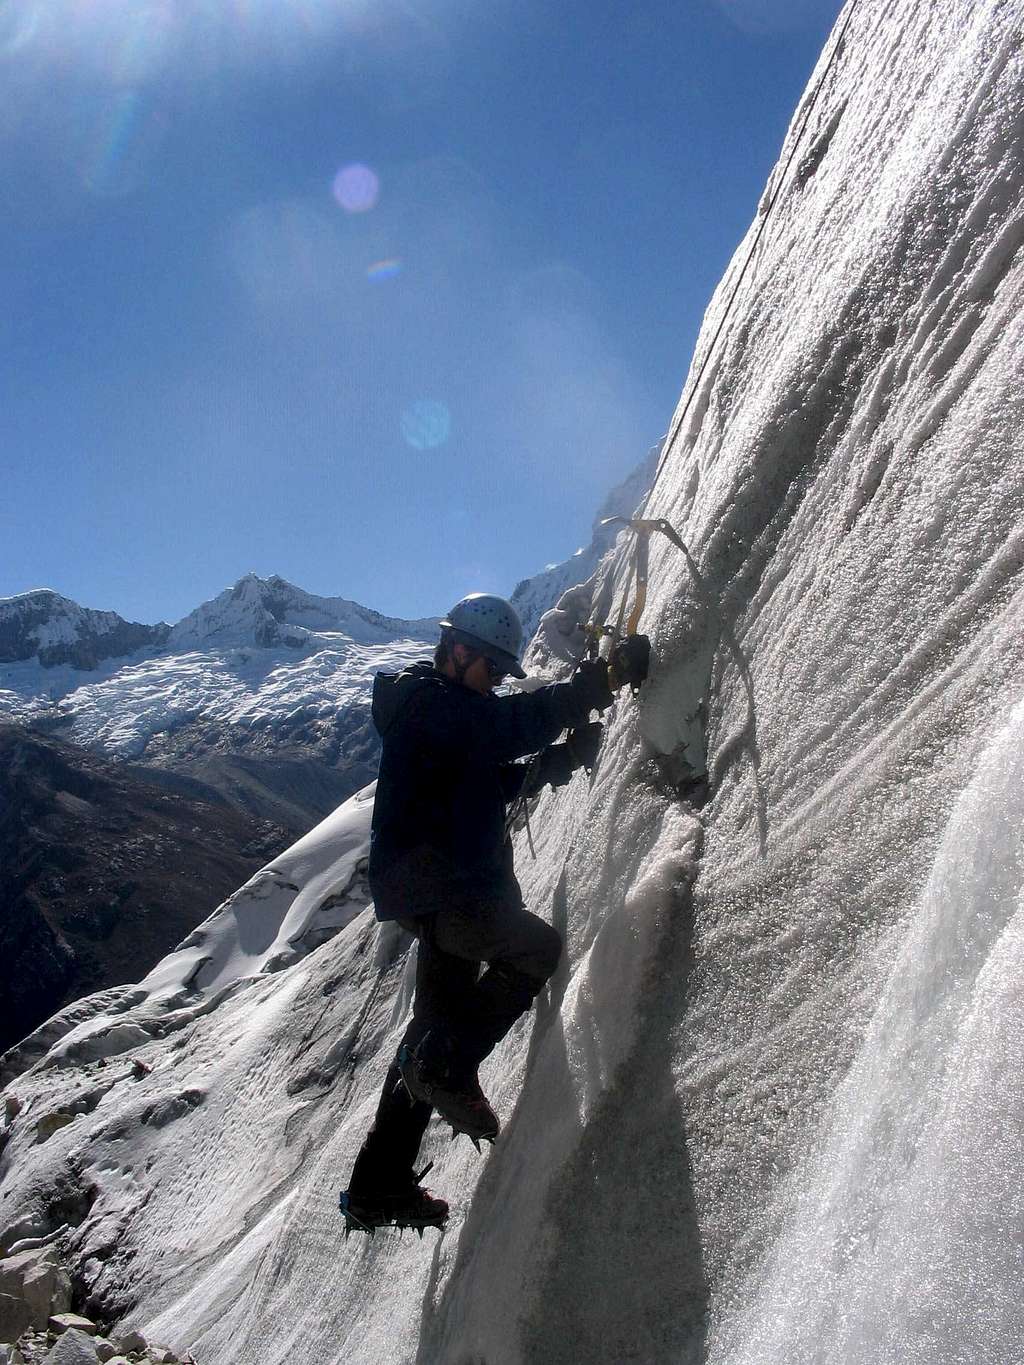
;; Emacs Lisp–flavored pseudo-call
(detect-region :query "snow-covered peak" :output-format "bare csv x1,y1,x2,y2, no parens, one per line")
0,576,443,772
167,573,439,651
0,589,166,670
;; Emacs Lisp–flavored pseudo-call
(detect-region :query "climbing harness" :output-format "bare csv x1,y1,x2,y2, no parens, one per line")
505,762,541,858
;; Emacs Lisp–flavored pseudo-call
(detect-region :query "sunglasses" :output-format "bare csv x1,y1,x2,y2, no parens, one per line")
483,657,507,683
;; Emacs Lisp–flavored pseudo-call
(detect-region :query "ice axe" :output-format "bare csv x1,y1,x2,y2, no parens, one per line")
509,516,689,851
586,516,690,693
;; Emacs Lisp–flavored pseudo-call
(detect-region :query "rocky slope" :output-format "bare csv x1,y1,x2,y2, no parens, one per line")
0,724,289,1056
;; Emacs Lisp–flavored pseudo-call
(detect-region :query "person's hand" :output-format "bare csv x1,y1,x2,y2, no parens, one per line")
571,657,614,712
566,721,604,773
608,635,650,694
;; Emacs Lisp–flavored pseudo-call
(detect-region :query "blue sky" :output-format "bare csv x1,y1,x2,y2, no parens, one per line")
1,0,844,626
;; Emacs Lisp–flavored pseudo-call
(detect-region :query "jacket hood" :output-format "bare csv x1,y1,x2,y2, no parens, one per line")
371,661,439,737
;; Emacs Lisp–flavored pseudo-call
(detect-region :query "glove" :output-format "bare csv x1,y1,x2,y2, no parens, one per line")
566,721,604,774
570,657,614,713
608,634,651,694
533,744,575,791
531,722,605,791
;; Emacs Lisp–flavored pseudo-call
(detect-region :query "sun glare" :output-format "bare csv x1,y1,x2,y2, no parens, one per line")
0,0,391,85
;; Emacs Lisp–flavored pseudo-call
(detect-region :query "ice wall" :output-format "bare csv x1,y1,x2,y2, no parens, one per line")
716,697,1024,1363
2,1,1023,1361
633,0,1024,1357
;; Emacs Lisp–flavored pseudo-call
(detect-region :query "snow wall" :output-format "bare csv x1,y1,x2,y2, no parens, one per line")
3,0,1024,1360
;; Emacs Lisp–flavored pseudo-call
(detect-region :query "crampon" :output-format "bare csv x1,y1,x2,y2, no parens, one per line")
446,1111,497,1153
339,1163,448,1239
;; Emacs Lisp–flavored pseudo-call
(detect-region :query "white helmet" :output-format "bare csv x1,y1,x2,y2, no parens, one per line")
439,593,526,678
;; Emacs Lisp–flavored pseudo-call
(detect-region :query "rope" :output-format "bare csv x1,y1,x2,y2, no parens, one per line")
641,0,865,509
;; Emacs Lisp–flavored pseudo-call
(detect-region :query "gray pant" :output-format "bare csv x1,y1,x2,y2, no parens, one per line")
349,904,561,1192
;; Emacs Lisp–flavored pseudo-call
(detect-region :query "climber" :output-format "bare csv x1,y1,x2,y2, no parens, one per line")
339,592,649,1235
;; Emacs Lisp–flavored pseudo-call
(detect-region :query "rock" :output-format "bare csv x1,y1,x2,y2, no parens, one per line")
48,1314,97,1336
34,1114,75,1144
101,1358,130,1365
139,1091,205,1130
0,1295,31,1344
148,1350,178,1364
57,1024,152,1069
0,1246,72,1330
40,1328,100,1364
115,1331,146,1355
92,1341,116,1363
3,1096,20,1123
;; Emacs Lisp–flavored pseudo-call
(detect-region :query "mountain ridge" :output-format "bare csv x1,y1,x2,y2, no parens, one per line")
0,469,654,830
0,590,168,671
0,573,440,672
0,572,444,828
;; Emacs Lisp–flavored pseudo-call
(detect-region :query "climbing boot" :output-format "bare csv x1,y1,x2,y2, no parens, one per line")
397,1041,500,1145
339,1163,448,1238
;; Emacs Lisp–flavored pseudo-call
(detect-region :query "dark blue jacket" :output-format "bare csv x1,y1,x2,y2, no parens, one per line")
368,662,608,921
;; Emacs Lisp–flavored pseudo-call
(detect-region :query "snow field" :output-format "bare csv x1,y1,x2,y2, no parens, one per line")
10,639,433,760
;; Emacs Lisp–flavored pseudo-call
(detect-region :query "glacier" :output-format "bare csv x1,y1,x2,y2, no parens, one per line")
3,0,1024,1361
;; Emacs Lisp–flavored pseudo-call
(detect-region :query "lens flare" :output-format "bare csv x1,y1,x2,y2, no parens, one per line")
0,2,43,55
332,163,379,214
401,400,450,450
80,90,167,197
366,258,401,282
